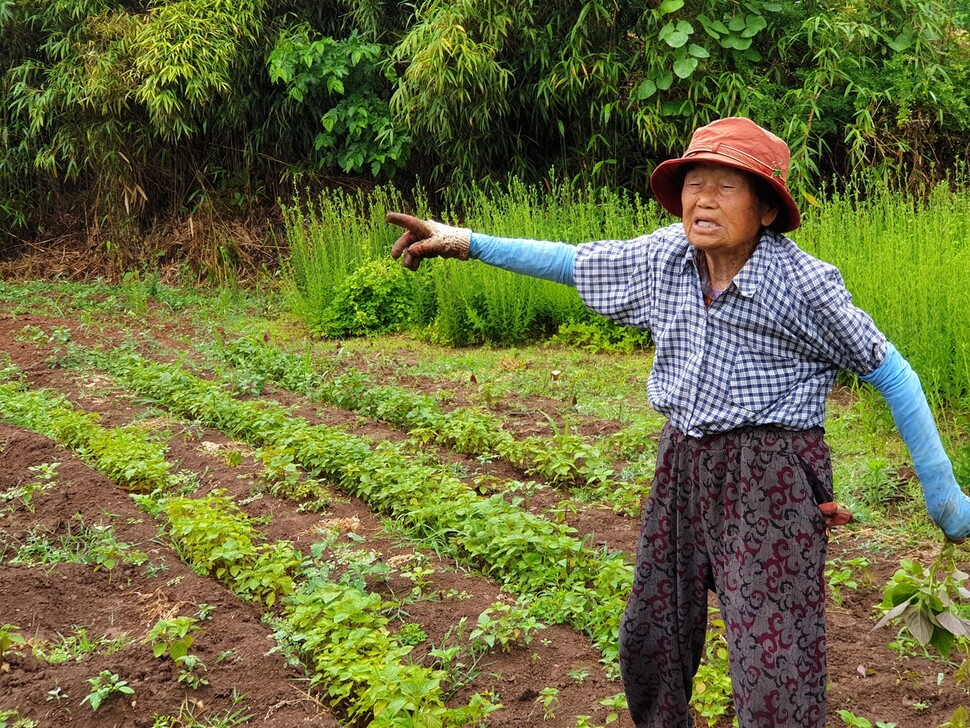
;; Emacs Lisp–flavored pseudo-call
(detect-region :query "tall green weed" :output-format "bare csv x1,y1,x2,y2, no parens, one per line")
282,176,970,399
281,177,664,345
282,184,425,334
798,182,970,404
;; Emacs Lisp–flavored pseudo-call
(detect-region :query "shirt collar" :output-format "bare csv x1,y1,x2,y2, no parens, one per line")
682,230,775,296
734,231,775,297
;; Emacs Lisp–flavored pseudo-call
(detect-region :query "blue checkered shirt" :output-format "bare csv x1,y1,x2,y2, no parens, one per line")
574,223,887,437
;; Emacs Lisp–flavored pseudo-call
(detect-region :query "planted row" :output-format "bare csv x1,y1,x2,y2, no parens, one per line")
0,368,492,724
91,344,633,666
217,335,655,498
162,491,498,726
0,377,173,491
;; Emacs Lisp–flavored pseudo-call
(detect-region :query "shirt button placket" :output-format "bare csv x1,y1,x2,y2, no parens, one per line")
683,315,708,436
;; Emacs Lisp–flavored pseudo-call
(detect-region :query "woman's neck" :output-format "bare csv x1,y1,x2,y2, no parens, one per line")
701,242,757,290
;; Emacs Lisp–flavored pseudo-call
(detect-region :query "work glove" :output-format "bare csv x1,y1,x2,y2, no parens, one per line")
387,212,471,271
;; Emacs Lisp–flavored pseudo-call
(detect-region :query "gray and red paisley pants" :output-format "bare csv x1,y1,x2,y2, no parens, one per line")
619,424,832,728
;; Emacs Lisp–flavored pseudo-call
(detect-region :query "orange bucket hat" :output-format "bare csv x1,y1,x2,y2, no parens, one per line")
649,117,801,233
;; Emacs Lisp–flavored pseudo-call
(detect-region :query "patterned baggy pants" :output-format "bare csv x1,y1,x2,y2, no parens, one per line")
619,424,832,728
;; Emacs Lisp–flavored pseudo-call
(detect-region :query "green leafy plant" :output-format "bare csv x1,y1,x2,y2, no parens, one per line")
396,622,427,647
80,670,135,712
315,258,422,338
162,491,297,607
91,344,634,666
836,709,896,727
0,710,37,727
597,692,628,725
469,602,545,654
534,686,560,720
0,461,60,512
151,689,252,727
568,667,590,684
146,616,203,661
175,654,209,689
874,543,970,658
826,555,872,606
0,379,175,491
11,518,146,583
0,624,26,659
33,626,131,664
46,685,69,702
268,28,410,177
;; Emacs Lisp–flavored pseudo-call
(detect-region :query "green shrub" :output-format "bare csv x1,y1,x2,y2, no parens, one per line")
316,258,430,337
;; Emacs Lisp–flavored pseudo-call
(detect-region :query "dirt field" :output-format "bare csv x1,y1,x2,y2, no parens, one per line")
1,301,968,728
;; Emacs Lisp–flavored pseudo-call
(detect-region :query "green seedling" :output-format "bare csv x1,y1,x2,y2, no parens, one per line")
0,709,37,727
33,626,131,664
146,616,203,661
80,670,135,711
1,461,60,512
11,517,146,584
597,692,628,725
826,555,872,606
0,624,26,659
175,654,209,689
469,602,545,653
46,685,69,702
534,687,560,720
836,709,896,727
692,616,733,726
152,689,252,727
397,622,427,646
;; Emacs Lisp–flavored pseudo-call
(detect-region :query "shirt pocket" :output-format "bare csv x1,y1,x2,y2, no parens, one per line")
729,347,803,415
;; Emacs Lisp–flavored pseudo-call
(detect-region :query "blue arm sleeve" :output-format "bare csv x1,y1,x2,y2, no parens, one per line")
469,233,576,287
861,342,970,540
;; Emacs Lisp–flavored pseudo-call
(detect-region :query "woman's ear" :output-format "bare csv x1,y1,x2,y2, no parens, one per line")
760,203,779,229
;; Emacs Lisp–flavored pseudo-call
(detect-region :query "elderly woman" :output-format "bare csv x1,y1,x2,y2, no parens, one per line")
386,117,970,728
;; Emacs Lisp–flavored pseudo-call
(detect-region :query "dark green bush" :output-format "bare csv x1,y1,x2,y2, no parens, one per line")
316,258,429,338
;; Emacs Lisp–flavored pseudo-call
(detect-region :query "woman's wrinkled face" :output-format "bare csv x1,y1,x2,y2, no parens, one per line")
681,163,778,256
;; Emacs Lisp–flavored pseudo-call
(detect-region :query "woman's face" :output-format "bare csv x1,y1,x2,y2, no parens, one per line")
681,163,778,257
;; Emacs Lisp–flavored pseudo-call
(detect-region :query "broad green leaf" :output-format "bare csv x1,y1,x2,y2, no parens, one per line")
902,608,933,644
697,14,723,39
930,627,956,658
661,99,685,116
656,71,674,90
658,0,684,14
688,43,710,59
936,610,970,639
728,16,746,32
659,21,692,48
886,32,913,52
873,598,912,630
741,14,767,38
673,56,698,79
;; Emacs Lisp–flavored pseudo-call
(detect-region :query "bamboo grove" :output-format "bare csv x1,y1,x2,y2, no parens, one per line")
2,0,969,249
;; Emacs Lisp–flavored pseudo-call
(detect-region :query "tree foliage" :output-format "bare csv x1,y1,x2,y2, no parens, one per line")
1,0,968,247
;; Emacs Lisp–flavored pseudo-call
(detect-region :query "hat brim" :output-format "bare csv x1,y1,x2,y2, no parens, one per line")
650,154,801,233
